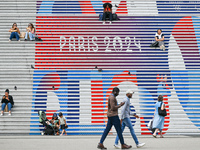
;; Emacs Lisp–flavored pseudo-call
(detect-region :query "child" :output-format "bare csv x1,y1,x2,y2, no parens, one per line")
58,112,68,136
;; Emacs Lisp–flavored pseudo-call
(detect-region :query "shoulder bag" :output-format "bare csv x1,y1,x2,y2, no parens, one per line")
158,102,167,117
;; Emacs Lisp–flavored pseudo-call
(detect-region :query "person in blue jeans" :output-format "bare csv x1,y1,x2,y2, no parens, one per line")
25,23,35,41
9,23,20,41
114,90,145,149
1,89,14,116
97,87,132,149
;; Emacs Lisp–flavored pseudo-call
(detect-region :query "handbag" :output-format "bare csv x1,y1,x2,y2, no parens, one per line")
158,102,167,117
35,36,42,41
65,124,68,129
148,120,156,133
99,13,103,21
148,120,153,130
150,41,159,47
112,13,120,20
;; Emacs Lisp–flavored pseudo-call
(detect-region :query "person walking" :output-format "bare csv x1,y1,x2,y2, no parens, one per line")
97,87,132,149
152,95,165,138
114,89,145,149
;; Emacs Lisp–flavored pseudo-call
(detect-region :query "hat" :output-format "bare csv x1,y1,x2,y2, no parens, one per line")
53,113,57,118
126,89,133,94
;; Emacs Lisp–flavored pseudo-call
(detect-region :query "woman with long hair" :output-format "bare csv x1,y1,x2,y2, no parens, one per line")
24,23,35,41
8,23,20,41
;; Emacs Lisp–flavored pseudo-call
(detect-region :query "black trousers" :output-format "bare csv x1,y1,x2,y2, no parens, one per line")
102,12,113,21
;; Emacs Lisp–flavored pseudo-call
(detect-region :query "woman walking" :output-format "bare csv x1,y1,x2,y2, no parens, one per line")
152,95,165,138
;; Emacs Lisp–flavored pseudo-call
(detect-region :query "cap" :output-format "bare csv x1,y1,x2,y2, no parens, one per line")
126,89,133,94
53,113,57,118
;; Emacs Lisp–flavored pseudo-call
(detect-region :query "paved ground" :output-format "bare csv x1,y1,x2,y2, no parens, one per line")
0,135,199,150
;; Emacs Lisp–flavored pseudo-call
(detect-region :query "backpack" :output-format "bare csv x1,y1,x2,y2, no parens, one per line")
150,41,159,47
35,36,42,41
99,13,103,21
112,13,120,21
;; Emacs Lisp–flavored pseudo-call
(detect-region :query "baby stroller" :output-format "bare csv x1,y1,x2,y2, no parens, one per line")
38,110,55,135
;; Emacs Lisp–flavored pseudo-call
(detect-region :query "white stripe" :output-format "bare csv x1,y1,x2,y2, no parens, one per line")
168,34,186,70
80,80,91,124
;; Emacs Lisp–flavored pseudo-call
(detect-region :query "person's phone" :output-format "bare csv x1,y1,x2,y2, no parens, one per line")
120,102,125,106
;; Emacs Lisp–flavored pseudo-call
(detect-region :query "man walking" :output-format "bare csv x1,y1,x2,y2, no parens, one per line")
97,87,132,149
114,90,145,149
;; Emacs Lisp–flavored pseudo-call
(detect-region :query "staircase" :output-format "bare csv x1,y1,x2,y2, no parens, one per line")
0,0,200,136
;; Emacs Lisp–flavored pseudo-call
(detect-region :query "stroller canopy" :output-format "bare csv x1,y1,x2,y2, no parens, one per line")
38,110,47,122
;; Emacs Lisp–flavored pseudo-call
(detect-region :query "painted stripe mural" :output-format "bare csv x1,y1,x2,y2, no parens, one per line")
31,0,200,135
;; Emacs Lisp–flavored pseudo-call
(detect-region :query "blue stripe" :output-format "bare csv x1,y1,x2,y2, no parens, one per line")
37,1,55,14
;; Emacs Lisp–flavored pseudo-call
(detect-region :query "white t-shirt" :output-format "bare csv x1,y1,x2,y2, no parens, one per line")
155,33,164,39
58,116,66,125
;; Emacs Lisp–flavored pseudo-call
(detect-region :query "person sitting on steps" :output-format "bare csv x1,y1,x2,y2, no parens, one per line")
155,29,165,51
1,89,14,116
102,3,113,24
9,23,20,42
24,23,35,41
51,113,60,135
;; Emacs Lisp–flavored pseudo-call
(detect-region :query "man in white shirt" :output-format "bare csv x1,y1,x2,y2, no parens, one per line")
114,90,145,149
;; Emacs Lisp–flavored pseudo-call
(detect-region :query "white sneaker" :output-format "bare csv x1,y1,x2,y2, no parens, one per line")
109,21,112,24
41,132,44,135
18,40,20,42
8,113,11,116
162,45,165,51
160,45,163,50
1,113,3,116
9,39,11,42
114,144,120,149
137,143,145,148
103,21,105,24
